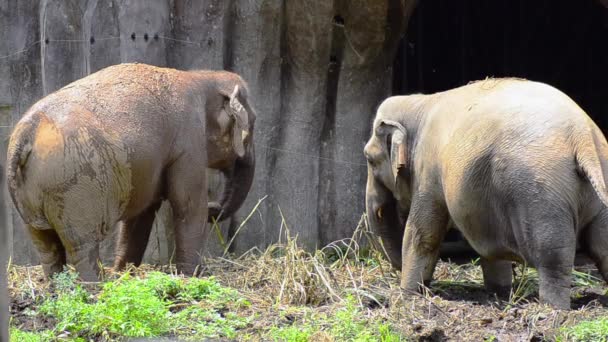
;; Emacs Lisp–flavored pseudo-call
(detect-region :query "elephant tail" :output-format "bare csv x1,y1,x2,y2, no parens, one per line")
6,116,37,198
575,127,608,208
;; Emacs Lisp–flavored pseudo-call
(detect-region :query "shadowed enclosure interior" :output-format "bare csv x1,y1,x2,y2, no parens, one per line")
395,0,608,131
394,0,608,247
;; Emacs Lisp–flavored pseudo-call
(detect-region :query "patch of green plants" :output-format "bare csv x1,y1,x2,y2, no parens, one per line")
508,264,539,306
572,269,603,288
269,295,403,342
557,317,608,342
32,270,250,340
9,328,56,342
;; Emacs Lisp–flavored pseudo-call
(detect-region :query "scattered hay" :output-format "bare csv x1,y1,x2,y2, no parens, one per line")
8,213,608,341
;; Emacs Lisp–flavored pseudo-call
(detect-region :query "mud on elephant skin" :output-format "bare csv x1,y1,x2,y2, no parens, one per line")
365,78,608,309
6,63,256,281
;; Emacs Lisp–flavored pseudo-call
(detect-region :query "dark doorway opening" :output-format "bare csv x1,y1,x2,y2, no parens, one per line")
394,0,608,132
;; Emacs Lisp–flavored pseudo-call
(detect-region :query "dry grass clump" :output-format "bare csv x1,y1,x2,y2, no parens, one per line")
8,212,608,341
209,213,395,308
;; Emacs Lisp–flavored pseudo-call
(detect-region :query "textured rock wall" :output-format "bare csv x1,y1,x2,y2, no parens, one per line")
0,0,416,264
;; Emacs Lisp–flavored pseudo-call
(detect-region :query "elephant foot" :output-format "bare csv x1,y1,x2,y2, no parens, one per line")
74,264,101,282
176,263,203,277
26,226,67,280
41,260,67,280
538,265,572,310
484,283,511,299
481,259,513,299
598,256,608,283
68,242,102,282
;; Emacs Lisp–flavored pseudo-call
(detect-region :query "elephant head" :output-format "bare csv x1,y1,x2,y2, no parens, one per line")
206,77,257,222
364,99,420,269
364,96,481,270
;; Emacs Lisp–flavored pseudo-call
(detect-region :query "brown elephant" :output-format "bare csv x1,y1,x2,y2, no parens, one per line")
6,63,256,281
365,78,608,309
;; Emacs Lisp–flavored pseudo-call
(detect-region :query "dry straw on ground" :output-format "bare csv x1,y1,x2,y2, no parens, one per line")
8,213,608,341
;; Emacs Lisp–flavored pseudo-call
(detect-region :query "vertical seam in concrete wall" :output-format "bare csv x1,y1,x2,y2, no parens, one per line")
274,0,287,201
77,1,87,78
115,0,124,63
83,0,99,76
39,0,48,95
223,0,235,71
317,0,344,242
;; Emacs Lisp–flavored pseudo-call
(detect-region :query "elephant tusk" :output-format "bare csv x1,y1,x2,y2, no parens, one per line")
398,143,407,168
376,207,383,220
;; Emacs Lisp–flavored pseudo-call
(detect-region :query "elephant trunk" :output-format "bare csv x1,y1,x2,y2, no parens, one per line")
208,146,255,222
365,176,406,270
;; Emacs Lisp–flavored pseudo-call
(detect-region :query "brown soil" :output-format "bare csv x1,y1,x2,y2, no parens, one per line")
8,230,608,342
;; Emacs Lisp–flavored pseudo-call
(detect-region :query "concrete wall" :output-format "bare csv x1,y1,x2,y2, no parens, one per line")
0,0,416,265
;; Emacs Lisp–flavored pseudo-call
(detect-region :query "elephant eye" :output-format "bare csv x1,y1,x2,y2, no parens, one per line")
364,150,375,165
364,142,383,167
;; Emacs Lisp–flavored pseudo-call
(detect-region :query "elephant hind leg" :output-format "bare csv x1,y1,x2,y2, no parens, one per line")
27,225,67,278
113,202,161,270
532,225,576,310
481,258,512,298
582,209,608,283
506,198,576,309
53,227,101,282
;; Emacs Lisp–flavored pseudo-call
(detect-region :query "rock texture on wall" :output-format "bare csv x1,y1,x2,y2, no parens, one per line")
0,0,417,265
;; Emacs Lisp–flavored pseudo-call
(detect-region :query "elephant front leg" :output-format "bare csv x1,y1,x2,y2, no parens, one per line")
400,196,449,291
167,155,209,277
114,202,161,270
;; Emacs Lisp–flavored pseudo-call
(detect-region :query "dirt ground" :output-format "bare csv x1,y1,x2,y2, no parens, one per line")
8,229,608,341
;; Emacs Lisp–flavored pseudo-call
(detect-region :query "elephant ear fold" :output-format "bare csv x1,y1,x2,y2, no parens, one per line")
224,85,249,158
390,130,407,184
226,85,249,131
377,119,407,185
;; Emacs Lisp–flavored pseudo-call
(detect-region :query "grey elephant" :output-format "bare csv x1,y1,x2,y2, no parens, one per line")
364,78,608,309
6,63,256,281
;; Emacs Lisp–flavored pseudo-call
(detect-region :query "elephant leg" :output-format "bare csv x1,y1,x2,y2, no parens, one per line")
537,262,573,310
507,199,575,309
481,258,512,298
54,227,101,282
113,202,161,270
534,227,576,310
166,156,208,276
26,225,67,278
400,195,449,291
582,209,608,283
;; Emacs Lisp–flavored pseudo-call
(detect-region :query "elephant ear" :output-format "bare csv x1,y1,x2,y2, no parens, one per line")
224,85,250,158
377,120,408,185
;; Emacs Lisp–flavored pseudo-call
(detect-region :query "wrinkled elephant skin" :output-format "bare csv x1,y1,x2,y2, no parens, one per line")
365,78,608,309
6,63,256,281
